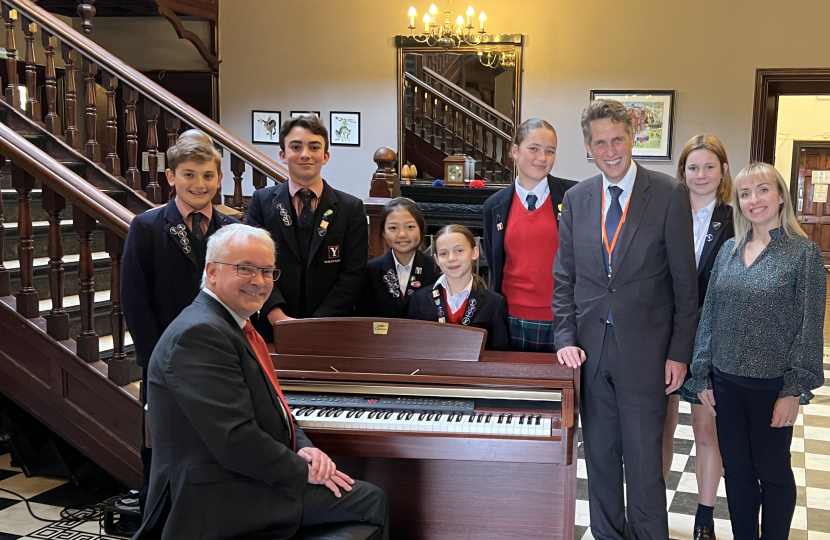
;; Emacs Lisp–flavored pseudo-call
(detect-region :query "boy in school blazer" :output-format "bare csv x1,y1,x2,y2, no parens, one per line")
246,115,367,342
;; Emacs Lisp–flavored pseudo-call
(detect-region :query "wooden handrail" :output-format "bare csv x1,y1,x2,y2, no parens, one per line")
0,121,132,236
422,66,513,127
5,0,289,185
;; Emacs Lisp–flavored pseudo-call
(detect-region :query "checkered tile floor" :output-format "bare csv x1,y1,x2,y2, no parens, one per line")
575,353,830,540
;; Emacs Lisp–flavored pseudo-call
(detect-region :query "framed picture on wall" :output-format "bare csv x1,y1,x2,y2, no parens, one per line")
330,111,361,147
588,90,676,161
290,111,321,118
252,110,281,145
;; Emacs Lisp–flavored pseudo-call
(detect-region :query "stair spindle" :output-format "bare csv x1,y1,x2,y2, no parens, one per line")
252,170,266,191
11,163,37,317
42,186,69,340
230,156,245,212
73,206,98,362
3,5,20,108
61,44,80,149
82,58,101,163
22,18,39,121
105,229,129,385
102,72,121,178
122,86,141,191
0,155,8,296
41,31,60,136
144,100,161,203
165,113,180,201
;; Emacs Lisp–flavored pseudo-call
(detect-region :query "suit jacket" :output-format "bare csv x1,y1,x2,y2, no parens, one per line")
247,181,368,341
482,175,578,294
408,285,510,351
133,292,314,540
552,165,699,392
696,203,734,306
121,199,239,369
356,250,440,318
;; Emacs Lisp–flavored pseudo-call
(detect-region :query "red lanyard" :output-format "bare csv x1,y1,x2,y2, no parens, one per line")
601,188,632,269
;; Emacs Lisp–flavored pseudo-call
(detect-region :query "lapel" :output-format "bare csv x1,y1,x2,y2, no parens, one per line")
430,284,448,322
466,289,485,325
307,181,338,268
492,185,514,258
208,207,230,236
547,175,566,221
273,184,300,262
698,203,730,277
608,165,649,285
402,250,430,306
582,176,607,275
161,199,199,268
378,251,402,303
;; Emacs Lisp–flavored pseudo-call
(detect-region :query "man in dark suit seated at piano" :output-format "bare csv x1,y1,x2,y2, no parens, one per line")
133,224,388,540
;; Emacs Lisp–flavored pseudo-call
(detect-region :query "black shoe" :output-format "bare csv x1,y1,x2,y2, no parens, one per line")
693,525,715,540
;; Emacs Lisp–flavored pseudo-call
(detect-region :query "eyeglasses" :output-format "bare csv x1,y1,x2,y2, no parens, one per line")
212,262,280,281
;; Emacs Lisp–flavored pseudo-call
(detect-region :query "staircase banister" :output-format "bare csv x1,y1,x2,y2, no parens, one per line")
0,122,133,236
405,72,512,143
5,0,289,185
421,66,513,128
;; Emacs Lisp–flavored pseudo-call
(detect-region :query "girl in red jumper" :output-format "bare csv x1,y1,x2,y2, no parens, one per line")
482,119,577,352
408,225,509,351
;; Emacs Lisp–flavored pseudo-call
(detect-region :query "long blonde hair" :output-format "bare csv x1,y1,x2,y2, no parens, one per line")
732,162,805,253
676,134,732,206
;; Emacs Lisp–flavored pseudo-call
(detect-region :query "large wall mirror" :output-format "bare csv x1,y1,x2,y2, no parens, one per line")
396,36,524,185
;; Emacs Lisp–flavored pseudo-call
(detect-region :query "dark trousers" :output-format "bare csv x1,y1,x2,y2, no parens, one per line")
139,368,151,516
580,324,668,540
713,371,795,540
301,480,389,540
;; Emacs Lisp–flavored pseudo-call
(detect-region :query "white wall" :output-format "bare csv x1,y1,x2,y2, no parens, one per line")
219,0,830,198
774,95,830,186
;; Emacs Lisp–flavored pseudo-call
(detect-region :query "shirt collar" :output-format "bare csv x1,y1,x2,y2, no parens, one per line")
202,287,247,329
514,176,550,202
601,161,637,196
434,274,473,300
288,177,324,200
694,199,717,220
392,251,414,271
174,195,212,223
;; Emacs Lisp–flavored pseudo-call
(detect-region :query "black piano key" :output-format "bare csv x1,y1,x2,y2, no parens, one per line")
426,413,434,421
397,412,405,420
347,410,357,418
518,414,525,425
485,413,492,423
406,412,414,420
506,414,513,424
476,413,483,423
419,413,426,421
434,413,442,422
455,414,463,422
385,411,393,419
334,409,345,417
535,415,542,425
497,414,504,424
468,413,476,422
357,409,366,418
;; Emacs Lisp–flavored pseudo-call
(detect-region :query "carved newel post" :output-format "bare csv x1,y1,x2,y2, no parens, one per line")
369,147,400,198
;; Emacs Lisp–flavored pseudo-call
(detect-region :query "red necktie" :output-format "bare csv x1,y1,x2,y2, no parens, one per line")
243,321,295,451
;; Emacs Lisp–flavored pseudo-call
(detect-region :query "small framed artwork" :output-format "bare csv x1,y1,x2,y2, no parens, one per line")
330,111,360,147
252,110,281,145
588,90,676,161
290,111,321,118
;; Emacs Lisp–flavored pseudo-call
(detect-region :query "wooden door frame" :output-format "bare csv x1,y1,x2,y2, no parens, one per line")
750,68,830,164
789,140,830,213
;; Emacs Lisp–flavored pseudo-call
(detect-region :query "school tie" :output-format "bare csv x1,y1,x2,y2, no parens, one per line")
189,212,205,242
526,193,538,212
243,321,295,451
605,186,623,269
298,188,315,228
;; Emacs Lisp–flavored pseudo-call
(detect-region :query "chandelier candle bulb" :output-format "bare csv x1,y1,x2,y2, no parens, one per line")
466,6,474,27
429,3,438,23
408,7,416,27
423,12,431,32
456,15,464,31
479,11,486,31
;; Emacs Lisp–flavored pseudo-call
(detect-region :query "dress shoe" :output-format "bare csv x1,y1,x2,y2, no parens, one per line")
693,524,715,540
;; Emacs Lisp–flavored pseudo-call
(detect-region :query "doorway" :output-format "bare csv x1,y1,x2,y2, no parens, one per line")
790,141,830,265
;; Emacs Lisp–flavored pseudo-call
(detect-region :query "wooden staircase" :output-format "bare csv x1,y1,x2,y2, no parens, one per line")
0,0,291,488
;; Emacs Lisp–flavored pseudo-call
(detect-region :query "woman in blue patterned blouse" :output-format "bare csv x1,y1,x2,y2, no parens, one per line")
685,162,826,539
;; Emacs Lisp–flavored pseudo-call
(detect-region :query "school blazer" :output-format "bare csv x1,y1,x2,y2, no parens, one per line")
697,203,734,307
408,285,510,351
121,199,239,369
247,180,368,342
482,175,578,294
356,250,440,318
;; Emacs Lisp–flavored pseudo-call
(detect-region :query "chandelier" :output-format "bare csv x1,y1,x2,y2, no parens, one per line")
406,3,513,68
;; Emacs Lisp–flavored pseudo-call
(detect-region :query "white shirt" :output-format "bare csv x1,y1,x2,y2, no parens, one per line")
514,176,550,210
693,199,717,268
435,275,473,313
203,287,246,329
601,161,637,219
393,252,413,295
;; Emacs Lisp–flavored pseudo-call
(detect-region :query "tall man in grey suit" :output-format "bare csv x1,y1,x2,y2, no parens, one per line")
553,100,698,539
134,224,388,540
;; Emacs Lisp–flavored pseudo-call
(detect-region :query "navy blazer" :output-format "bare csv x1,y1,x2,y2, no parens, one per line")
247,180,368,342
356,250,440,318
134,292,313,540
482,175,578,294
696,203,734,306
408,285,510,351
121,199,239,369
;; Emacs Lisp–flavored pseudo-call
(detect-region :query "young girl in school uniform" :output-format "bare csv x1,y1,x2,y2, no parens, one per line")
357,198,439,318
482,118,576,352
409,224,510,351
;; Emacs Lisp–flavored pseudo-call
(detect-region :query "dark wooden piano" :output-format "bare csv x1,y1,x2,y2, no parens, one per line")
268,318,579,540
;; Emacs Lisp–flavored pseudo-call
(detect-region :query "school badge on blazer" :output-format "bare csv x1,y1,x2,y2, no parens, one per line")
325,244,341,263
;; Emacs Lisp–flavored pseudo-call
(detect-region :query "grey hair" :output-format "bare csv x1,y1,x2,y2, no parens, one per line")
580,99,634,144
512,118,557,148
200,224,276,288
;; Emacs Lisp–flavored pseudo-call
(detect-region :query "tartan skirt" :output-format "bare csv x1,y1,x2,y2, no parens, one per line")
508,316,555,353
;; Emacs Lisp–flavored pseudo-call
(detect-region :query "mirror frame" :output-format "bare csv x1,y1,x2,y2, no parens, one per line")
395,34,525,178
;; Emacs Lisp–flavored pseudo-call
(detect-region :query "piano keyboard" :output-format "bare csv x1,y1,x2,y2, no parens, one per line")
291,406,553,437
